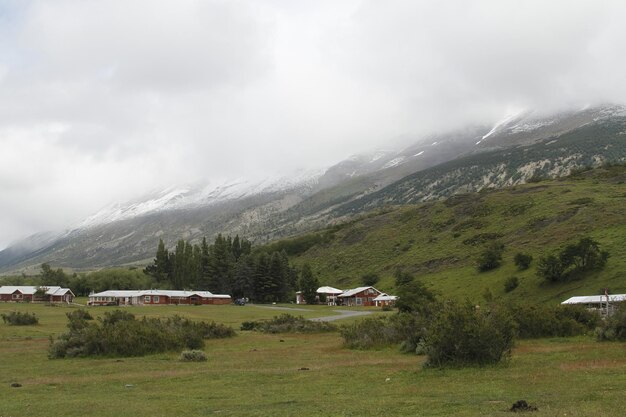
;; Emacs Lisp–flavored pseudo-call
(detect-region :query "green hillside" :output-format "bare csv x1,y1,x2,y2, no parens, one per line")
280,164,626,304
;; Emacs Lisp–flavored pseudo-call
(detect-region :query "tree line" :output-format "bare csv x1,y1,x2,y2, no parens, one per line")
143,234,299,302
2,234,310,303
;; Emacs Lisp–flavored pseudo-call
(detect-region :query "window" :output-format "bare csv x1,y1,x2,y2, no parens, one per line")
144,296,151,303
356,297,363,305
12,293,23,300
153,296,160,303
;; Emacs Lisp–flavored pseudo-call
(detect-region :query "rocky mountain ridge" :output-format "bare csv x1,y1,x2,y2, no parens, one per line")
1,105,624,273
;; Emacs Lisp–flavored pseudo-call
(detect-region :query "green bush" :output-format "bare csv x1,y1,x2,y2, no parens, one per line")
424,301,515,368
242,314,336,334
537,237,609,283
596,305,626,341
507,304,598,338
66,309,93,321
340,313,428,351
1,311,39,325
179,349,208,362
513,253,533,270
476,242,505,272
504,276,519,293
49,310,234,358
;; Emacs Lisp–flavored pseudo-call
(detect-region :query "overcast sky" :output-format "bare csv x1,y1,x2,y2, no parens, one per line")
1,0,626,249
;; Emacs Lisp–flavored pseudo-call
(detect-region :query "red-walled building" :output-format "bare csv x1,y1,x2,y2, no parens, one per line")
88,290,231,306
0,286,74,303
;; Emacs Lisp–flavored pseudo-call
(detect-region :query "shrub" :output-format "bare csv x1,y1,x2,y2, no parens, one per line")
537,237,609,283
49,310,234,358
507,304,598,338
476,242,505,272
596,305,626,341
1,311,39,325
395,279,437,315
423,301,515,368
340,313,429,351
179,350,208,362
242,314,336,333
504,276,519,293
536,254,566,282
513,253,533,270
66,309,93,321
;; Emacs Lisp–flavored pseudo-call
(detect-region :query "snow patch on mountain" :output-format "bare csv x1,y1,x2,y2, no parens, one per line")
77,170,323,229
382,156,406,169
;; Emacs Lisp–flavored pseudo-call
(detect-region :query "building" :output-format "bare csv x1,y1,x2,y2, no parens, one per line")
337,286,383,307
317,286,344,305
88,289,231,306
373,294,398,307
561,294,626,316
0,286,75,303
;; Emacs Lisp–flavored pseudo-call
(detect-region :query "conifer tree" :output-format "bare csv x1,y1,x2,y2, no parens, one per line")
299,264,319,305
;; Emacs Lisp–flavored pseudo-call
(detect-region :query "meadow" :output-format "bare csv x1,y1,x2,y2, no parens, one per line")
1,302,625,417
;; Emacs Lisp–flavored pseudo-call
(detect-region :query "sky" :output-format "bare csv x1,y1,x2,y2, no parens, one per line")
1,0,626,249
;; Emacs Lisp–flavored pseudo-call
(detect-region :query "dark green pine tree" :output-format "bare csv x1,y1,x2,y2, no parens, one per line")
232,235,242,261
299,264,319,305
268,252,288,302
240,238,252,256
144,239,171,285
198,237,211,290
253,252,272,302
171,240,187,289
232,254,255,298
209,234,235,294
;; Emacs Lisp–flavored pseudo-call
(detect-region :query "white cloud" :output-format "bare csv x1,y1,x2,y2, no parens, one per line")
1,0,626,248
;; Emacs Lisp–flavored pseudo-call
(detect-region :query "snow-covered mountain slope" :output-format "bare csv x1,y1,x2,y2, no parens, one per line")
475,104,626,149
78,172,323,229
1,104,624,272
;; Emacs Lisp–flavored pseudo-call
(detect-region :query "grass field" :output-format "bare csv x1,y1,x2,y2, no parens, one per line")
1,302,625,417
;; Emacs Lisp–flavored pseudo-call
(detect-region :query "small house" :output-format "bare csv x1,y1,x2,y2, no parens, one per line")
337,286,382,307
0,286,75,303
373,293,398,307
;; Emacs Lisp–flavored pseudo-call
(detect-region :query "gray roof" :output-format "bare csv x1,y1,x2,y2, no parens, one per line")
0,286,74,296
338,286,381,298
89,289,230,299
561,294,626,305
316,286,343,294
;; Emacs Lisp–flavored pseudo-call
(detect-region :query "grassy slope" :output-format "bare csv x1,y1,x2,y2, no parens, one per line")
1,303,625,417
290,165,626,303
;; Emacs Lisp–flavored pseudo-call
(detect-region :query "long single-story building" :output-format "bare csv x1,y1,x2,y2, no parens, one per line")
561,293,626,315
0,286,75,303
88,289,231,306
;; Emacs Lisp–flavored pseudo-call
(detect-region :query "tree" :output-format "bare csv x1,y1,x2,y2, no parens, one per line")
232,254,255,298
144,239,171,284
559,237,609,272
537,237,609,283
476,242,504,272
40,263,68,286
394,269,414,287
209,234,235,293
395,279,437,315
299,264,319,305
361,272,380,287
536,254,566,282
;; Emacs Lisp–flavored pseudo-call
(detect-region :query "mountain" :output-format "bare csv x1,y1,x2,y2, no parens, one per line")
1,105,625,273
284,164,626,303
